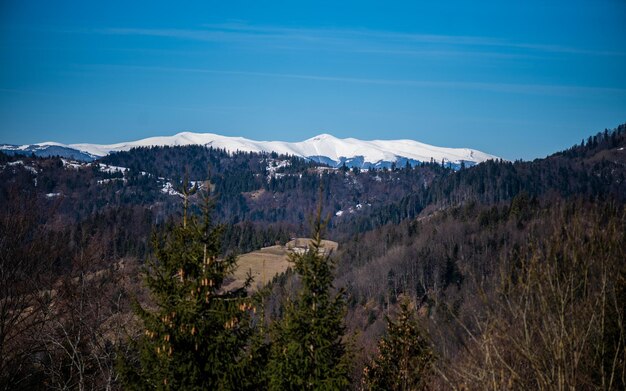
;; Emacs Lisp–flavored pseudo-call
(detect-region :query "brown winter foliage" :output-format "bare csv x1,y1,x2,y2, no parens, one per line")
0,124,624,389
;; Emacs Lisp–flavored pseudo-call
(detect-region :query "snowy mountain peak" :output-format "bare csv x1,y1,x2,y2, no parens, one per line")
1,131,499,169
307,133,338,142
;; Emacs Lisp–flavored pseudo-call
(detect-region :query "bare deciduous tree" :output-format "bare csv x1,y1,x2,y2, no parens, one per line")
443,205,625,390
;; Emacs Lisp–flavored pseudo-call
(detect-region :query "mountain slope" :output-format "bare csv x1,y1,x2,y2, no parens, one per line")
1,132,498,168
0,142,96,161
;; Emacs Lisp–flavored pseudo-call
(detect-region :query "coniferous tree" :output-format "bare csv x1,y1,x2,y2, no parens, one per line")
267,203,351,390
236,285,273,390
118,183,255,390
363,296,433,391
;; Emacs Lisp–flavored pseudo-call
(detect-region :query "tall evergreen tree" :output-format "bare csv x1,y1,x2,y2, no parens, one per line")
362,296,433,391
267,203,351,390
118,183,255,390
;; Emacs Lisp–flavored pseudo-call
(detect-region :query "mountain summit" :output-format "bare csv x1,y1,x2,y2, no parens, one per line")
1,132,498,169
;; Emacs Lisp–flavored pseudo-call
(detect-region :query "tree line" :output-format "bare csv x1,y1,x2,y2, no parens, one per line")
1,123,625,389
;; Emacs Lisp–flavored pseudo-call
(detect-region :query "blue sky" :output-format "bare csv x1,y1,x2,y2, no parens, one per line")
1,0,625,160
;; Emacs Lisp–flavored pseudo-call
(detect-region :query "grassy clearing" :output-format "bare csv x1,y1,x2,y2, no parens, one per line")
226,239,339,292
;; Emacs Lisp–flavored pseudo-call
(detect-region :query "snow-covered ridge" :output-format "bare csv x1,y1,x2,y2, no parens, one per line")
3,132,499,168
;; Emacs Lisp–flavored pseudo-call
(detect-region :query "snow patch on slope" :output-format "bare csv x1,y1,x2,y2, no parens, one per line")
161,182,183,197
3,160,38,174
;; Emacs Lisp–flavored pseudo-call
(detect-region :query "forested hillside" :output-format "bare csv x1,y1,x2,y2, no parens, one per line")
1,124,625,390
336,123,626,236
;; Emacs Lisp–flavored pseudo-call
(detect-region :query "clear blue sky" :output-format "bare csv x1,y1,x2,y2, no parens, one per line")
1,0,625,160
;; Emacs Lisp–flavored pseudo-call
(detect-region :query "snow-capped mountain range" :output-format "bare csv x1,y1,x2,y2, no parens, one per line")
1,132,498,169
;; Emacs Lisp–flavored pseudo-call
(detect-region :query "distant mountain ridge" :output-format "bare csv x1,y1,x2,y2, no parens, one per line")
1,131,498,169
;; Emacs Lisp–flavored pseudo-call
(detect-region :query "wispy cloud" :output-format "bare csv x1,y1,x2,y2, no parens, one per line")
97,23,625,58
121,102,251,113
0,88,73,98
85,64,626,97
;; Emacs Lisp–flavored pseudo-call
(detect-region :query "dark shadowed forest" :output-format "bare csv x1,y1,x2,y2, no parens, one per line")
1,124,625,390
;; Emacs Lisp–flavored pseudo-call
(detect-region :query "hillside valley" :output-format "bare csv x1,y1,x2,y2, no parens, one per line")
1,123,625,389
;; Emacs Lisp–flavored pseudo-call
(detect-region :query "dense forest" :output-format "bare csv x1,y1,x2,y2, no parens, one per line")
1,123,625,390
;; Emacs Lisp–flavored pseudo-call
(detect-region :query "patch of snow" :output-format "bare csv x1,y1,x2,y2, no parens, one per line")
335,210,344,217
46,192,61,198
161,182,183,197
98,163,127,174
314,166,336,176
61,159,84,170
97,178,125,185
5,160,38,174
265,158,291,181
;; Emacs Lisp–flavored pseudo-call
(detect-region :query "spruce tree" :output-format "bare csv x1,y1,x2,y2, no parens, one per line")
267,204,351,390
362,296,433,391
118,184,255,390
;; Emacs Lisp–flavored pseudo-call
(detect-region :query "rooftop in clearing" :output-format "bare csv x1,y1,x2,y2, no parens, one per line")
226,238,338,292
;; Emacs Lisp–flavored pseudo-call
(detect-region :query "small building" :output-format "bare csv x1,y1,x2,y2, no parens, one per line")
286,237,339,256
